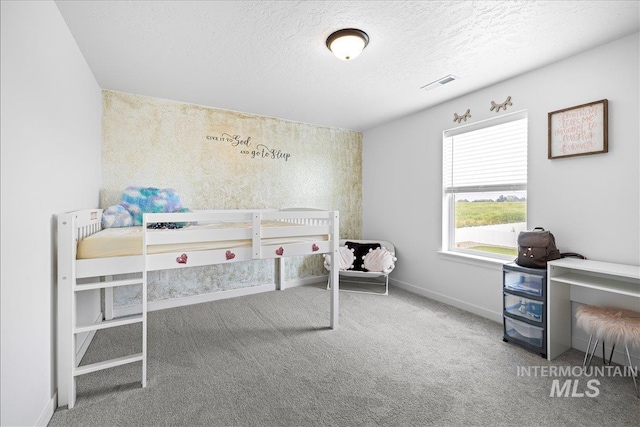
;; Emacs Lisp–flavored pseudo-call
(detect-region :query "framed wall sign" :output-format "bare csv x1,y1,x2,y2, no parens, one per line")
548,99,608,159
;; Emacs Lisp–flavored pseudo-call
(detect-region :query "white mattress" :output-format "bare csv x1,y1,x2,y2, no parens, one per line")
77,221,327,259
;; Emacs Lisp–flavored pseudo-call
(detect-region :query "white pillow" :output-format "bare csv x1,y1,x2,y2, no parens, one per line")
363,247,397,272
323,246,355,271
101,205,134,229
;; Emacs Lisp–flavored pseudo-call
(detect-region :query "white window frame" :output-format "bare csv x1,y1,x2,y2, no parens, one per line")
441,110,528,262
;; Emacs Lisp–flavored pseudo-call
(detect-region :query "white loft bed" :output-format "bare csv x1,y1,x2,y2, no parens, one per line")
57,208,339,409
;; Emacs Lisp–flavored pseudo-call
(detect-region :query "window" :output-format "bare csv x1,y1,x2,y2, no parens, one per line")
442,111,527,260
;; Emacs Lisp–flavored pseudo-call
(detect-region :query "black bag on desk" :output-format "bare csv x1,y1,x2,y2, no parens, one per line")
516,227,561,269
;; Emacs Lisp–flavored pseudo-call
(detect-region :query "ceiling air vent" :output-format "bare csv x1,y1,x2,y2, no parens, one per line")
421,74,459,91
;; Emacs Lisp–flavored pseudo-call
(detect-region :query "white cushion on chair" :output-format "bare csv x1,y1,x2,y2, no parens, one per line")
323,246,355,271
363,247,396,273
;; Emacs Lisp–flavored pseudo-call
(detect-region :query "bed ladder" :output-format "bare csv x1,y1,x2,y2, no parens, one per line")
62,276,147,409
58,213,146,409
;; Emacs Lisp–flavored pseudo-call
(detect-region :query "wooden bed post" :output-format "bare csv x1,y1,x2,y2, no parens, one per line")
141,215,149,389
275,258,285,290
330,211,339,329
104,285,114,320
57,213,76,408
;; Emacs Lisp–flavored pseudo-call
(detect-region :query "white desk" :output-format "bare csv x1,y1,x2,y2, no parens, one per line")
547,258,640,360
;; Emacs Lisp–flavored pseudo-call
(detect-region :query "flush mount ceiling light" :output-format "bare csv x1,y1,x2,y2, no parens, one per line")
326,28,369,61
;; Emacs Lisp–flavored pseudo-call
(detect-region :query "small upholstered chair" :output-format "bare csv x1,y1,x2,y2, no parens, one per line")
575,305,640,397
323,239,396,295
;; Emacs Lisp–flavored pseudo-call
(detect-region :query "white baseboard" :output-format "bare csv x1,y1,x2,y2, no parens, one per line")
152,283,278,311
112,283,278,317
390,279,640,367
390,278,503,323
36,392,56,427
111,303,140,318
111,279,328,317
282,275,327,289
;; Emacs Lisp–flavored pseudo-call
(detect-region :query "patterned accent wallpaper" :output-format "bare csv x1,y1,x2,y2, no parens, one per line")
101,91,362,306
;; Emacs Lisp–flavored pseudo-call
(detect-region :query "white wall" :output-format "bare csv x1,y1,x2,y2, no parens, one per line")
100,91,362,308
362,33,639,321
0,3,636,423
0,1,102,425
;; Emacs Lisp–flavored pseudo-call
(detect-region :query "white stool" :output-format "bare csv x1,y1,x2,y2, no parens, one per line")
575,305,640,397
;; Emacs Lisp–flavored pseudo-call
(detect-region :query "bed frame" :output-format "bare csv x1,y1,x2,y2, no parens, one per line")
57,208,339,409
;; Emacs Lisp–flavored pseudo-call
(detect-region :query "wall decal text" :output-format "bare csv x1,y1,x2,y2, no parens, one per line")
206,133,291,161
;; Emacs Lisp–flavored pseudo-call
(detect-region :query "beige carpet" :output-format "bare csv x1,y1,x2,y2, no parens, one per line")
49,284,640,426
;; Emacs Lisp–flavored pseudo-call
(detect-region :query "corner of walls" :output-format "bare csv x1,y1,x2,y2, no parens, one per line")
362,33,639,321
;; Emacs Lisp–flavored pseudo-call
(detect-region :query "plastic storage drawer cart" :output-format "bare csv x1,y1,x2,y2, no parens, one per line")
502,262,547,358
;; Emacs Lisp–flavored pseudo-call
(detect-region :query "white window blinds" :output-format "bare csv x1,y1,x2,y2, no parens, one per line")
443,112,527,193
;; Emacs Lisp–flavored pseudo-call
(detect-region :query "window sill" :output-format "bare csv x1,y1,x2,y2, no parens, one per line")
437,250,511,271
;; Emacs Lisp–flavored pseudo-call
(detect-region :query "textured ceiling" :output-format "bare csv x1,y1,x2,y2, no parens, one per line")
55,1,639,131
